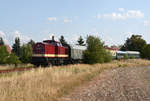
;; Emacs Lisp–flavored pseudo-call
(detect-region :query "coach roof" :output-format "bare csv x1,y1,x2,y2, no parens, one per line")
69,44,87,50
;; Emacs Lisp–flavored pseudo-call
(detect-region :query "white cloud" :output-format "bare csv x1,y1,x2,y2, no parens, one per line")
49,33,55,39
0,30,32,45
68,34,79,43
91,28,97,32
14,30,21,37
144,20,150,26
0,31,5,37
125,32,133,38
0,31,8,44
73,16,79,19
124,32,143,42
48,17,57,21
48,33,57,40
97,9,144,20
118,8,125,12
13,30,31,44
64,18,72,23
43,33,59,41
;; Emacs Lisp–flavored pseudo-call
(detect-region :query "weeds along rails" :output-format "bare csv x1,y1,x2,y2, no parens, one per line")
0,67,33,74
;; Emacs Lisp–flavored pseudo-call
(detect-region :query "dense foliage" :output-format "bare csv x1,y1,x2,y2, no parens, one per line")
0,37,34,66
0,37,4,45
83,35,112,64
141,44,150,59
59,35,68,47
0,45,9,64
28,39,35,46
121,35,146,53
20,44,33,63
6,53,21,66
12,37,21,57
77,36,85,46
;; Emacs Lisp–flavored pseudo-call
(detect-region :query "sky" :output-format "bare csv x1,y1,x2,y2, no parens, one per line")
0,0,150,46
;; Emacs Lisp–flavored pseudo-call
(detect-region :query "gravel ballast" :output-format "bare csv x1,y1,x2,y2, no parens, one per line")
61,67,150,101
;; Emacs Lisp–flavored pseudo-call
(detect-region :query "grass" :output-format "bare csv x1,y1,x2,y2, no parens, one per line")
0,64,34,70
0,59,150,101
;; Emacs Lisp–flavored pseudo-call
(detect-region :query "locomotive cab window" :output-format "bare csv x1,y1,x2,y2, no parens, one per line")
51,42,57,46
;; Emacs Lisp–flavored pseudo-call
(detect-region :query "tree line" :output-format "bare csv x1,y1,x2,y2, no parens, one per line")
120,35,150,59
0,37,35,66
83,34,150,64
0,34,149,66
0,35,85,66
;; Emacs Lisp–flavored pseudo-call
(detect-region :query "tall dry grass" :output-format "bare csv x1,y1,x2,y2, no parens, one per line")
0,59,150,101
0,64,34,70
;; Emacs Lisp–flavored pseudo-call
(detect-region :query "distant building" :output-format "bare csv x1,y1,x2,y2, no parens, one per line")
5,45,12,54
0,45,12,54
104,46,119,58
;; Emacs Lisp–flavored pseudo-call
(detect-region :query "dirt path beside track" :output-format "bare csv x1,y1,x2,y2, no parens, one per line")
61,66,150,101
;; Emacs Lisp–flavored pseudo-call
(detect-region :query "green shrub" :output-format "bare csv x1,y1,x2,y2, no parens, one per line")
20,44,33,63
0,45,9,64
123,54,128,59
103,51,113,63
129,56,134,59
141,44,150,59
83,35,112,64
6,53,21,67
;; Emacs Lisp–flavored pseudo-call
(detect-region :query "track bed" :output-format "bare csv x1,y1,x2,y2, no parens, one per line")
61,66,150,101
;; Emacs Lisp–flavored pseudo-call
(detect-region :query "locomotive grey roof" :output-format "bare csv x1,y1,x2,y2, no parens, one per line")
69,44,87,50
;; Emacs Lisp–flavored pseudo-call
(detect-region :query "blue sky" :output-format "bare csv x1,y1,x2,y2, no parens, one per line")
0,0,150,46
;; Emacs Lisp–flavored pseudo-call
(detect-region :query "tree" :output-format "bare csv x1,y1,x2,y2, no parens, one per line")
141,44,150,59
120,35,146,53
0,45,9,64
77,36,85,46
20,44,33,63
6,53,21,66
12,37,21,57
83,35,112,64
59,35,68,46
0,37,4,45
28,39,35,46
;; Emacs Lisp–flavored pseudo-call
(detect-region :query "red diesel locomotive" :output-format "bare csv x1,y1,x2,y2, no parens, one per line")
31,39,69,66
32,37,87,66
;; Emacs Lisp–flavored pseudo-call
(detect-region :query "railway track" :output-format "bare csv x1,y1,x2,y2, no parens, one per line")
0,67,34,74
